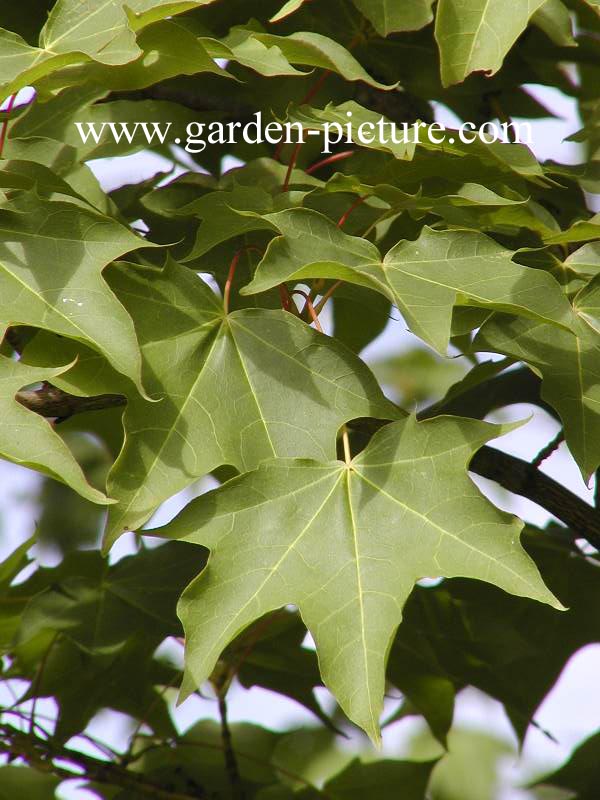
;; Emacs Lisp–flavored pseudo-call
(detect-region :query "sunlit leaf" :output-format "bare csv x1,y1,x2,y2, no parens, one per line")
156,415,560,741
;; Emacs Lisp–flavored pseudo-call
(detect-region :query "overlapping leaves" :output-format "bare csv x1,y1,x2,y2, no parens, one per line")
89,258,396,545
243,208,576,353
0,0,598,794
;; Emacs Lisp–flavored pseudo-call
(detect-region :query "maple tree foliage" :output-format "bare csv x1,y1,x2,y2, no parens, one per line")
0,0,600,797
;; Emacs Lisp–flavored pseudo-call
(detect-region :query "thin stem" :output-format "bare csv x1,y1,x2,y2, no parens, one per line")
337,194,368,228
282,141,303,192
303,69,332,106
274,66,332,163
290,290,323,332
224,251,242,315
0,723,201,800
306,150,354,175
532,429,564,470
217,686,244,800
136,736,333,797
0,94,17,158
223,246,263,315
278,283,293,311
314,281,343,315
342,427,352,465
123,674,180,764
29,634,59,735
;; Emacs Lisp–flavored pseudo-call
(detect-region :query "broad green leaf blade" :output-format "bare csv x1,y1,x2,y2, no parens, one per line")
435,0,546,86
126,0,221,29
475,314,600,480
352,0,436,35
39,0,140,66
0,28,76,97
208,28,396,88
270,0,310,23
392,529,600,744
0,0,220,95
532,0,577,46
573,273,600,336
0,766,61,800
284,102,547,182
104,258,399,547
242,209,576,353
0,355,110,504
15,543,203,652
380,227,575,352
224,612,334,728
316,757,438,799
182,185,278,259
71,20,232,92
0,193,148,391
565,242,600,277
155,415,560,741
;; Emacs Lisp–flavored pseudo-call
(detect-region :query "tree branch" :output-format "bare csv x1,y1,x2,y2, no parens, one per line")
471,446,600,550
0,724,203,800
421,367,552,421
16,384,126,420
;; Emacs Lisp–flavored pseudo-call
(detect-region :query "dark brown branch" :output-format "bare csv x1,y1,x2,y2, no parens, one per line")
16,383,126,420
0,724,203,800
421,367,552,421
471,446,600,550
217,692,244,800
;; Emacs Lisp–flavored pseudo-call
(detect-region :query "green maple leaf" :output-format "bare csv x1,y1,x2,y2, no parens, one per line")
207,27,397,88
0,193,148,391
435,0,547,87
270,0,310,23
102,258,399,547
0,0,220,95
475,313,600,481
352,0,436,35
154,415,561,742
242,208,575,353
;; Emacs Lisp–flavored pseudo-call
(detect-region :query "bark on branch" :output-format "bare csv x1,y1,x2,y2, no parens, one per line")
0,724,203,800
16,383,126,420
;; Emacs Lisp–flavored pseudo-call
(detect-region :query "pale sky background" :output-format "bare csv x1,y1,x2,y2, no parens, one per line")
0,82,599,799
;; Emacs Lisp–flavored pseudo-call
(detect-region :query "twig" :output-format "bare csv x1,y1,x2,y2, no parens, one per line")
282,141,303,192
532,430,564,470
217,688,244,800
306,150,354,175
337,194,367,228
16,384,126,420
314,281,343,315
290,290,323,332
342,427,352,464
0,723,204,800
278,283,293,311
29,634,59,735
224,250,243,315
470,446,600,550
